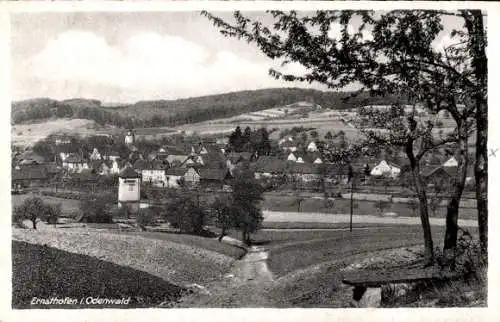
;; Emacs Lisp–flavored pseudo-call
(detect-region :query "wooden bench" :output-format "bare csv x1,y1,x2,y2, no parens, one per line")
342,267,459,307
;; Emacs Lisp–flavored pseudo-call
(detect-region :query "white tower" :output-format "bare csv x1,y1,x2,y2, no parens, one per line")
118,166,141,212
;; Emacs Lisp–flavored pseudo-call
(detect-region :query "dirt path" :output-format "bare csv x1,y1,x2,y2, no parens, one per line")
176,244,276,307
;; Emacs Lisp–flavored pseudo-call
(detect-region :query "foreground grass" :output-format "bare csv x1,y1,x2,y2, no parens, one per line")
12,229,238,286
12,241,184,309
266,226,449,277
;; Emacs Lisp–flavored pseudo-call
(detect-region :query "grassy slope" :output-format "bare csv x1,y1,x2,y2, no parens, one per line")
12,229,239,287
12,241,184,308
122,231,246,259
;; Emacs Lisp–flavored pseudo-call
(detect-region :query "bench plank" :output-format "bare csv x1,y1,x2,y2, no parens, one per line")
343,268,458,288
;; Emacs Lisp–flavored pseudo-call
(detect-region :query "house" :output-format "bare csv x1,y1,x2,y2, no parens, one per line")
281,140,297,152
183,167,201,185
323,163,351,184
310,152,323,164
422,166,457,187
288,163,322,182
133,159,149,174
307,141,319,152
165,168,187,188
254,157,287,179
370,160,402,179
62,154,89,173
109,159,121,174
12,166,49,189
103,151,120,162
287,152,297,162
89,148,102,161
166,155,189,167
142,161,168,187
98,161,112,176
198,168,234,190
59,152,71,163
443,156,458,167
216,137,229,145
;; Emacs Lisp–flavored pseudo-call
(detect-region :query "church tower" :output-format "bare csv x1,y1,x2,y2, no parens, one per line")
125,130,135,145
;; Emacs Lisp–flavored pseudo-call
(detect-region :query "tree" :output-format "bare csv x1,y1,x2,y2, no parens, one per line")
203,9,486,263
231,171,264,245
13,197,46,229
242,126,252,151
375,199,390,216
310,130,319,139
229,126,244,152
325,131,333,141
211,196,235,242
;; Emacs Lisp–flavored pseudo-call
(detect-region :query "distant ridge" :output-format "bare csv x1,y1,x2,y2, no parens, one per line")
12,87,410,129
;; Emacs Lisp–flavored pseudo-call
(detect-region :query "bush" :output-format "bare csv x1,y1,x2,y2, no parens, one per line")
136,209,156,229
79,196,113,224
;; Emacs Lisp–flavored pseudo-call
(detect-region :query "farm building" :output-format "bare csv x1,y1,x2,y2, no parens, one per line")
11,166,49,189
165,168,186,188
142,161,168,187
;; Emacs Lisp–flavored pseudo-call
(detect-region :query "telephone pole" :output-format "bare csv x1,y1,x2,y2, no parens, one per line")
348,164,354,232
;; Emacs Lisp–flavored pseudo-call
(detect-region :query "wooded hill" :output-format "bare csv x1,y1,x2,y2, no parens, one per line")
12,88,410,129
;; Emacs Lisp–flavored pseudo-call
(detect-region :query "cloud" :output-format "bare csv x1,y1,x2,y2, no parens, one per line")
18,30,316,102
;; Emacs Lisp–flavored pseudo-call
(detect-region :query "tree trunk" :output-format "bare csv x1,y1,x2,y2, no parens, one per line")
412,165,434,264
443,128,469,262
405,138,434,265
469,11,488,254
31,219,37,230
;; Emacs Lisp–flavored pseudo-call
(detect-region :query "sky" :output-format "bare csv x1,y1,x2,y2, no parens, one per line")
11,11,463,104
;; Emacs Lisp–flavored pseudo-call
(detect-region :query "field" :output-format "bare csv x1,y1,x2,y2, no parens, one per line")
12,241,184,308
11,118,118,147
11,193,81,214
261,194,478,220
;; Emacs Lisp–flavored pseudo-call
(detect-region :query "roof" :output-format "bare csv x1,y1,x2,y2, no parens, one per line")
133,159,149,171
119,166,140,178
198,168,231,181
64,154,87,163
12,166,48,181
254,157,287,173
421,166,458,178
166,154,189,164
166,168,187,176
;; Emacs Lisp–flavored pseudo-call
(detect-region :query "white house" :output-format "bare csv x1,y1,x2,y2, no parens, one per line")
295,155,305,163
165,168,186,188
118,166,141,211
287,152,297,162
370,160,401,179
141,162,167,187
62,154,89,173
89,148,102,161
307,141,318,152
109,159,121,174
312,156,323,164
59,152,70,162
443,156,458,167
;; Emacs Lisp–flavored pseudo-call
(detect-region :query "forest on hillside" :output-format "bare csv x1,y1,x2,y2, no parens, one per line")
12,88,410,129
